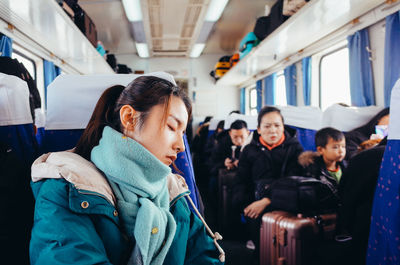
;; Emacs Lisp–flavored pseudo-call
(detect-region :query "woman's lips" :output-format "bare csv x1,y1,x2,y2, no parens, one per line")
166,155,176,163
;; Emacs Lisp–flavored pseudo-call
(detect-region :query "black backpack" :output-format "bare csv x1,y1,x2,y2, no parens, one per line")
269,176,340,214
253,0,289,41
0,142,35,264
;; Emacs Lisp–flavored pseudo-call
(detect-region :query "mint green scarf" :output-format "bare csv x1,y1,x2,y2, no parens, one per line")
91,126,176,265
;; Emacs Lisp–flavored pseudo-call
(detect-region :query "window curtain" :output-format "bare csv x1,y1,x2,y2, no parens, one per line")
384,11,400,107
0,33,12,57
302,57,311,106
263,73,276,105
347,28,375,106
44,60,61,108
256,79,263,111
284,64,297,106
240,87,246,114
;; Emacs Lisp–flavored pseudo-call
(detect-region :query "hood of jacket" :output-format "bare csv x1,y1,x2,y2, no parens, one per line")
298,151,321,168
32,151,117,206
32,151,190,207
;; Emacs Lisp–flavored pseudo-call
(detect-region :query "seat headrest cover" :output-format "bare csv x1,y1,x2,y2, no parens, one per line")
0,73,33,126
45,72,176,130
322,104,383,132
277,105,323,130
209,118,223,130
389,78,400,140
224,113,257,130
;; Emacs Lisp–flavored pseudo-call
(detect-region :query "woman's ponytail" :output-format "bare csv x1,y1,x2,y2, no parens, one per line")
74,85,125,160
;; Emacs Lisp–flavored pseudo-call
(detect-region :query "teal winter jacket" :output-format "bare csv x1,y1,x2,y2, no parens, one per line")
29,151,224,265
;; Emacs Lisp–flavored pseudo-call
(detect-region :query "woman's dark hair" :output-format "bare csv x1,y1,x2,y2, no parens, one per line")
216,120,225,130
352,107,389,136
75,76,192,160
257,106,284,127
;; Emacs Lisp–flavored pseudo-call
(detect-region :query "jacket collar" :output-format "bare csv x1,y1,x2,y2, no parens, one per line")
32,151,116,206
167,174,190,207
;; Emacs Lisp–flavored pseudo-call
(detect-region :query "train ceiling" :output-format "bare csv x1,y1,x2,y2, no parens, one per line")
80,0,275,57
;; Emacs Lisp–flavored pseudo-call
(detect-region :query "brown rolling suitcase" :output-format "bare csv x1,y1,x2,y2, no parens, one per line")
260,211,337,265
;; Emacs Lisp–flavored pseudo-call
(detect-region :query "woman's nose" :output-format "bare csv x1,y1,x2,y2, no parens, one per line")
175,136,185,153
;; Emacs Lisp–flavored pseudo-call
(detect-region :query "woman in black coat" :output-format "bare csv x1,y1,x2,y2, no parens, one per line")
232,106,303,254
233,106,304,219
345,108,389,159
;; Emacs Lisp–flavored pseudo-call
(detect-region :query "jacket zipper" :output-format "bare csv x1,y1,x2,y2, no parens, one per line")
75,187,114,205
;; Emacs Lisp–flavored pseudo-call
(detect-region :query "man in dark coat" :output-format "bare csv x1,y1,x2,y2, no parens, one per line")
209,119,249,177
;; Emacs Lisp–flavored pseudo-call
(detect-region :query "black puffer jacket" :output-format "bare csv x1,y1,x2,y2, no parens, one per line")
345,108,389,159
233,127,303,209
298,151,347,191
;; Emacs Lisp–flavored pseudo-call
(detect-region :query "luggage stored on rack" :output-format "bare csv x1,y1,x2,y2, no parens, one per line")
64,0,98,47
213,55,232,80
239,32,259,59
230,53,240,67
282,0,309,16
254,0,289,41
260,211,337,265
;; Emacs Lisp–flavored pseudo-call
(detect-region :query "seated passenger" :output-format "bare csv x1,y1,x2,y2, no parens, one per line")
299,127,347,188
205,120,226,158
232,106,303,254
345,107,389,159
234,107,304,218
210,119,249,176
337,138,387,265
30,75,224,265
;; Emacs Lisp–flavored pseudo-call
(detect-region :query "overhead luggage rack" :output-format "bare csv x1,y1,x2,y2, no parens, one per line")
216,0,389,88
0,0,113,74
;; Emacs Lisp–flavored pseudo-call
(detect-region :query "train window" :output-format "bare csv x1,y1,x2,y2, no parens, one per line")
12,43,45,110
249,85,257,115
12,50,36,81
319,47,351,110
275,71,287,106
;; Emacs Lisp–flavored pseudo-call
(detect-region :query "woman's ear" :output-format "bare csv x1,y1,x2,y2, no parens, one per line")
120,105,136,132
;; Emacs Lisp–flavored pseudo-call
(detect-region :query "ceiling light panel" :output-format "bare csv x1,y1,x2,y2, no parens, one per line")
122,0,143,22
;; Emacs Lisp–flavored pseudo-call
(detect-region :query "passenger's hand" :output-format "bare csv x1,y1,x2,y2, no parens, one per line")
233,159,239,168
370,133,383,140
224,158,233,170
244,198,271,219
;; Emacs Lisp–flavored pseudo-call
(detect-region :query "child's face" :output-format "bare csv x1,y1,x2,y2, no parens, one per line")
318,137,346,163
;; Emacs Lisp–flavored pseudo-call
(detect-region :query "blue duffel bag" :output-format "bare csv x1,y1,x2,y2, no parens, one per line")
239,32,259,59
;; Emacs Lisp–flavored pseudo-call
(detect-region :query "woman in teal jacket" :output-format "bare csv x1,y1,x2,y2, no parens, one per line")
30,74,224,265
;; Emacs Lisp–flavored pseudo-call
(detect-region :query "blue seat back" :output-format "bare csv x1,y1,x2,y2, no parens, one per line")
366,79,400,264
43,73,202,211
42,74,139,153
0,73,38,164
172,134,200,210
